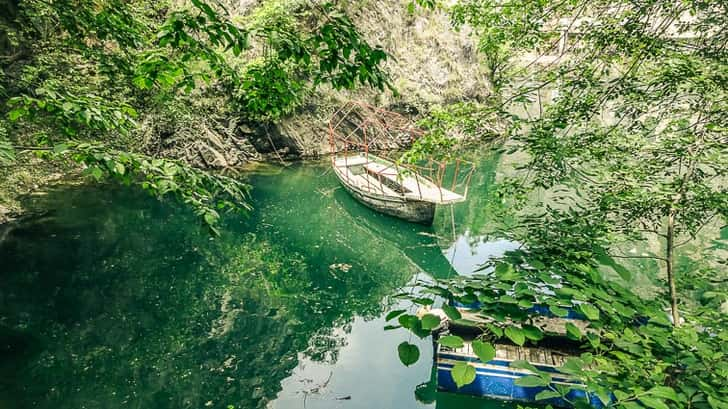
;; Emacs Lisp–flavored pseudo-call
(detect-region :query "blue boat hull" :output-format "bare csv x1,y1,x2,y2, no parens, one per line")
436,352,606,408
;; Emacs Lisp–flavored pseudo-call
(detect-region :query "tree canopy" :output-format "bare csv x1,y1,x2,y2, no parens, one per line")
1,0,391,229
395,1,727,408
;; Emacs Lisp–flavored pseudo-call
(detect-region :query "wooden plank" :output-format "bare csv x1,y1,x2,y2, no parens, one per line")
364,162,464,204
334,154,369,167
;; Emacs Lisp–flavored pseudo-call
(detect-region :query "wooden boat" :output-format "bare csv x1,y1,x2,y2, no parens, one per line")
328,102,473,225
435,339,605,408
331,153,466,224
420,306,607,408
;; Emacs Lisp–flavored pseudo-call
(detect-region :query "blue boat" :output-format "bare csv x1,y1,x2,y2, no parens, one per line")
419,306,608,408
435,340,606,408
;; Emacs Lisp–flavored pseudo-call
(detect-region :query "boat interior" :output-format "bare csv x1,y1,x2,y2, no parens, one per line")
333,153,466,204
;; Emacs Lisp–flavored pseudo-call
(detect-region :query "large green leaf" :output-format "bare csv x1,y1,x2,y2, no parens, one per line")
385,309,406,321
505,326,526,345
472,340,496,363
420,313,442,330
442,304,462,320
565,322,582,340
535,390,561,400
398,314,419,329
579,304,600,321
511,360,540,374
515,375,550,387
639,396,669,409
549,305,569,317
397,342,420,367
522,325,544,341
645,386,678,402
451,361,476,388
439,335,464,349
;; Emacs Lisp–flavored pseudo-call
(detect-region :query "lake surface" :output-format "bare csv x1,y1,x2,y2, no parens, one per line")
0,153,521,409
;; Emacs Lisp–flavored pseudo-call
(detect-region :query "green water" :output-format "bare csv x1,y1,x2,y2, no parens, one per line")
0,154,519,409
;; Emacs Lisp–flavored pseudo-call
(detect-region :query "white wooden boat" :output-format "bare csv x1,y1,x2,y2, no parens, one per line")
331,153,466,224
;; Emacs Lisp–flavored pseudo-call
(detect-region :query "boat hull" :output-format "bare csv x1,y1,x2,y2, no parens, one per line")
436,348,606,408
338,177,436,225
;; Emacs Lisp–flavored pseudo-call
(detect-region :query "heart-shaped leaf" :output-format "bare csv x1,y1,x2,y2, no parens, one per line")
451,361,476,388
472,340,496,363
421,313,442,330
505,326,526,346
439,335,464,349
397,342,420,366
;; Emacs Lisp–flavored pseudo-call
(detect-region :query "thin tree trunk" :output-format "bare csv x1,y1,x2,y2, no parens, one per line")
666,212,680,326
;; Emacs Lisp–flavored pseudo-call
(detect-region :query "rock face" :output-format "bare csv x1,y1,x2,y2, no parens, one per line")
156,1,487,168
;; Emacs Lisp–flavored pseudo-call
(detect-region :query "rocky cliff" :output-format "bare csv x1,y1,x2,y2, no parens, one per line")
149,0,487,167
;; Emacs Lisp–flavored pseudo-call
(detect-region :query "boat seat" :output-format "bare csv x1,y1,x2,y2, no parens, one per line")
334,155,369,168
342,168,399,196
364,162,464,204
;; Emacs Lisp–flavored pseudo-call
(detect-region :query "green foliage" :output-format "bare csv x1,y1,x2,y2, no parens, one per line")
236,58,303,121
397,342,420,366
397,3,727,402
7,84,138,137
232,1,392,121
438,335,464,349
57,142,249,234
450,361,476,389
420,313,442,330
2,0,392,229
471,340,495,363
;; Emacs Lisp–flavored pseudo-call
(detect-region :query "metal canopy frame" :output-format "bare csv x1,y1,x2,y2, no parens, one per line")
328,101,475,203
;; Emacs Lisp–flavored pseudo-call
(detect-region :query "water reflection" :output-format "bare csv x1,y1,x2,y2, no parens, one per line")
0,153,518,409
443,231,520,275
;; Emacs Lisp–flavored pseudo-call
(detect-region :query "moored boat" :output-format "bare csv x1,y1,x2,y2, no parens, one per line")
435,339,605,408
328,102,474,224
331,153,465,224
421,306,608,408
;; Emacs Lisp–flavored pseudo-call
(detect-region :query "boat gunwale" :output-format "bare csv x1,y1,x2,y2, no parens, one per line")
332,153,466,205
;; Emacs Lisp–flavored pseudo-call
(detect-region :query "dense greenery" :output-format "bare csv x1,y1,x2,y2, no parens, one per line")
2,0,726,408
1,0,390,228
394,1,727,408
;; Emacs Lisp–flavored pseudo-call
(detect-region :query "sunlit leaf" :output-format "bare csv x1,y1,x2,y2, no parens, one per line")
439,335,464,349
472,340,496,363
451,361,476,388
505,326,525,346
421,313,442,330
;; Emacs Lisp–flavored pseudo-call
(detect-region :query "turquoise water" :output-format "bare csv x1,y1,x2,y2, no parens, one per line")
0,154,519,409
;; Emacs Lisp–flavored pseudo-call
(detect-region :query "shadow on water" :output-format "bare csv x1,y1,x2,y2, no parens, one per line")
0,152,518,409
